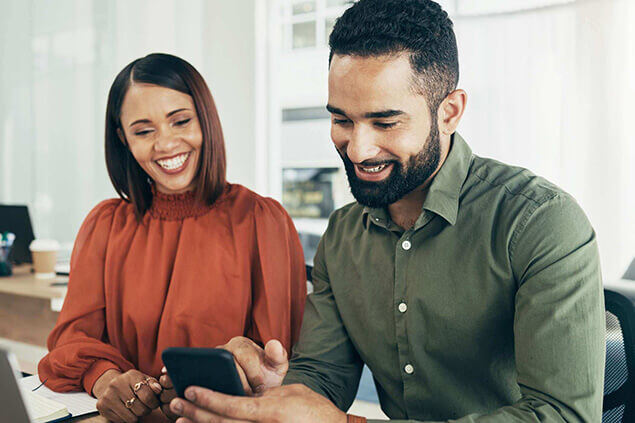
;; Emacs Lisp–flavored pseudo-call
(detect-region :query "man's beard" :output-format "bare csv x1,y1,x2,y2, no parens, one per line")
340,123,441,208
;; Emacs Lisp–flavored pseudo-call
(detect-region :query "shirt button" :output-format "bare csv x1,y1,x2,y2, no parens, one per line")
404,364,414,374
398,302,408,313
402,240,412,250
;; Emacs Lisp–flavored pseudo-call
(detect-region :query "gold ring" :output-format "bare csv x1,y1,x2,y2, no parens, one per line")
133,380,148,392
125,397,136,409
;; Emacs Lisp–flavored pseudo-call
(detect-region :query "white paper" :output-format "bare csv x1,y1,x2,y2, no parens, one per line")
20,389,69,423
19,375,98,417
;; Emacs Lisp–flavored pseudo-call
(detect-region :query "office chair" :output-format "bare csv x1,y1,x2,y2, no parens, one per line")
306,264,313,282
602,289,635,423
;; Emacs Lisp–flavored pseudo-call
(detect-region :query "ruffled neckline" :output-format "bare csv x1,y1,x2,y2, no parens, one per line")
148,186,213,220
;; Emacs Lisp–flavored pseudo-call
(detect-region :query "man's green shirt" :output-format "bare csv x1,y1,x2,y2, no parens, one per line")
284,133,605,422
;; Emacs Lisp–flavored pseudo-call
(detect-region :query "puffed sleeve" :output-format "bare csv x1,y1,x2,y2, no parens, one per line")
246,197,306,355
38,199,135,394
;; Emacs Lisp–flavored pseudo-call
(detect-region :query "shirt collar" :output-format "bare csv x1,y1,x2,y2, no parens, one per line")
362,132,473,229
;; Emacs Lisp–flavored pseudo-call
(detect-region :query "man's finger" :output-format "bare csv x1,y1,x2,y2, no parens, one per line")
183,387,263,420
227,338,266,393
263,340,288,373
171,397,228,423
171,398,252,423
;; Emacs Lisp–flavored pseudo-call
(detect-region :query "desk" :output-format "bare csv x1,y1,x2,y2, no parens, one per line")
70,414,106,422
70,409,170,422
0,265,67,369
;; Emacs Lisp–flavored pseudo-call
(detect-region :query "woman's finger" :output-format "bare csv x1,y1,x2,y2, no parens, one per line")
96,397,124,423
161,403,180,421
160,385,176,404
99,407,124,423
159,373,173,389
114,378,151,418
133,380,161,410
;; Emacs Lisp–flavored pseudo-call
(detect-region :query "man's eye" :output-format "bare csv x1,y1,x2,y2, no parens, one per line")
175,118,191,126
333,118,351,125
375,122,397,129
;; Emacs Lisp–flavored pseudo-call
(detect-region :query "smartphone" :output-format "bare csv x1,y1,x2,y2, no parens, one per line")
162,347,246,398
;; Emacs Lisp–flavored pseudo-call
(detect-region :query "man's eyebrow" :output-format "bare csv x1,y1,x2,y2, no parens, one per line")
326,104,347,116
128,108,190,127
364,110,405,119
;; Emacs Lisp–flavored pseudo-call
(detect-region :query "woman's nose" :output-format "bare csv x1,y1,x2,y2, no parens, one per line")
154,129,180,152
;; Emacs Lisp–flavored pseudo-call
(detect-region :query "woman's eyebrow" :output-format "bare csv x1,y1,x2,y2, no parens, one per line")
129,108,190,127
166,108,189,118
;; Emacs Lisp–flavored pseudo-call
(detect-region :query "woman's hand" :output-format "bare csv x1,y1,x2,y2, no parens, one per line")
158,368,179,421
93,369,163,422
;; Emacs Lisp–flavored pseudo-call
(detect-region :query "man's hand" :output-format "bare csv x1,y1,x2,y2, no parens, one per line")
92,369,163,423
170,384,347,423
218,336,288,395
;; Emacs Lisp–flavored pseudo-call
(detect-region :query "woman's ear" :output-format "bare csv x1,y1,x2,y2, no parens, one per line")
117,128,127,146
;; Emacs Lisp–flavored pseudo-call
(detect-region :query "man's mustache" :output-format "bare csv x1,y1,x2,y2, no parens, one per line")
337,149,398,168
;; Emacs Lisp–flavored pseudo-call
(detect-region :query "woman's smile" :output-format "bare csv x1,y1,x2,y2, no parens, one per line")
155,151,192,174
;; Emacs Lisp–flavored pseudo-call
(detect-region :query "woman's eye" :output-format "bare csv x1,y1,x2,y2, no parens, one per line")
134,129,153,136
175,118,191,126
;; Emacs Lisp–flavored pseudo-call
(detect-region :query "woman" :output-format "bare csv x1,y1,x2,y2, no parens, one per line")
38,53,306,422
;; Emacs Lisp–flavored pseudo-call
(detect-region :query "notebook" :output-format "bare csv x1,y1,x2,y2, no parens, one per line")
19,375,98,420
20,389,70,423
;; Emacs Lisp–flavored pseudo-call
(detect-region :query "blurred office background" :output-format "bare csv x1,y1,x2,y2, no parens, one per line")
0,0,634,280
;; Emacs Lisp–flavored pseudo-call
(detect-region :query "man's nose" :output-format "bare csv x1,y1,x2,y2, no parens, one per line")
345,125,381,164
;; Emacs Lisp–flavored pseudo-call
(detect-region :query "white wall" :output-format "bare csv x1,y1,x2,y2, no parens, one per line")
272,0,635,281
0,0,261,247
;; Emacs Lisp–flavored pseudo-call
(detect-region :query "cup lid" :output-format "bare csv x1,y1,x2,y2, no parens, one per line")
29,239,61,252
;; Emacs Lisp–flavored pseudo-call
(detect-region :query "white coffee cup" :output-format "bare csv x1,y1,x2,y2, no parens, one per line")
29,239,60,279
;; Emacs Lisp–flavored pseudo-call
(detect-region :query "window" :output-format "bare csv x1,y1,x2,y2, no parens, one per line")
455,0,575,16
324,16,336,43
282,0,353,51
293,21,316,48
292,0,316,15
282,167,338,219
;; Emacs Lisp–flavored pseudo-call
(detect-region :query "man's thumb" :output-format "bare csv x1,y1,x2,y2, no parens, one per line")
264,339,288,370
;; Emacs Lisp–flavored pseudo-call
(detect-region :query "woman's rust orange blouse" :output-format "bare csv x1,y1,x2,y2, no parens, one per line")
38,184,306,395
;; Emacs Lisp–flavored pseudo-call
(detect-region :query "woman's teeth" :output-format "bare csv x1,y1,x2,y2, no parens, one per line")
157,153,189,170
360,164,388,173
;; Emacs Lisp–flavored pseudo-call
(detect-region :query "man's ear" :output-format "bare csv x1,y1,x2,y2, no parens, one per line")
438,89,467,136
117,128,127,146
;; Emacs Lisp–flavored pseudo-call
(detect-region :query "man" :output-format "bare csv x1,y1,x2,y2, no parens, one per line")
166,0,605,421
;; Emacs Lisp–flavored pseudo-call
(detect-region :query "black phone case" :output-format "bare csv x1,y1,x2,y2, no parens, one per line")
162,347,246,398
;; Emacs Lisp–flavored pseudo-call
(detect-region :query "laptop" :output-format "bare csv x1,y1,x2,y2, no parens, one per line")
0,348,75,423
0,205,70,275
0,349,30,423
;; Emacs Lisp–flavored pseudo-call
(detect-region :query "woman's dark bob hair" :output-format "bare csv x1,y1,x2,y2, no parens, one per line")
105,53,226,219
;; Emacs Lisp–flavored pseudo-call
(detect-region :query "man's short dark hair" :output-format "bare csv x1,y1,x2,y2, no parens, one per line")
329,0,459,114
